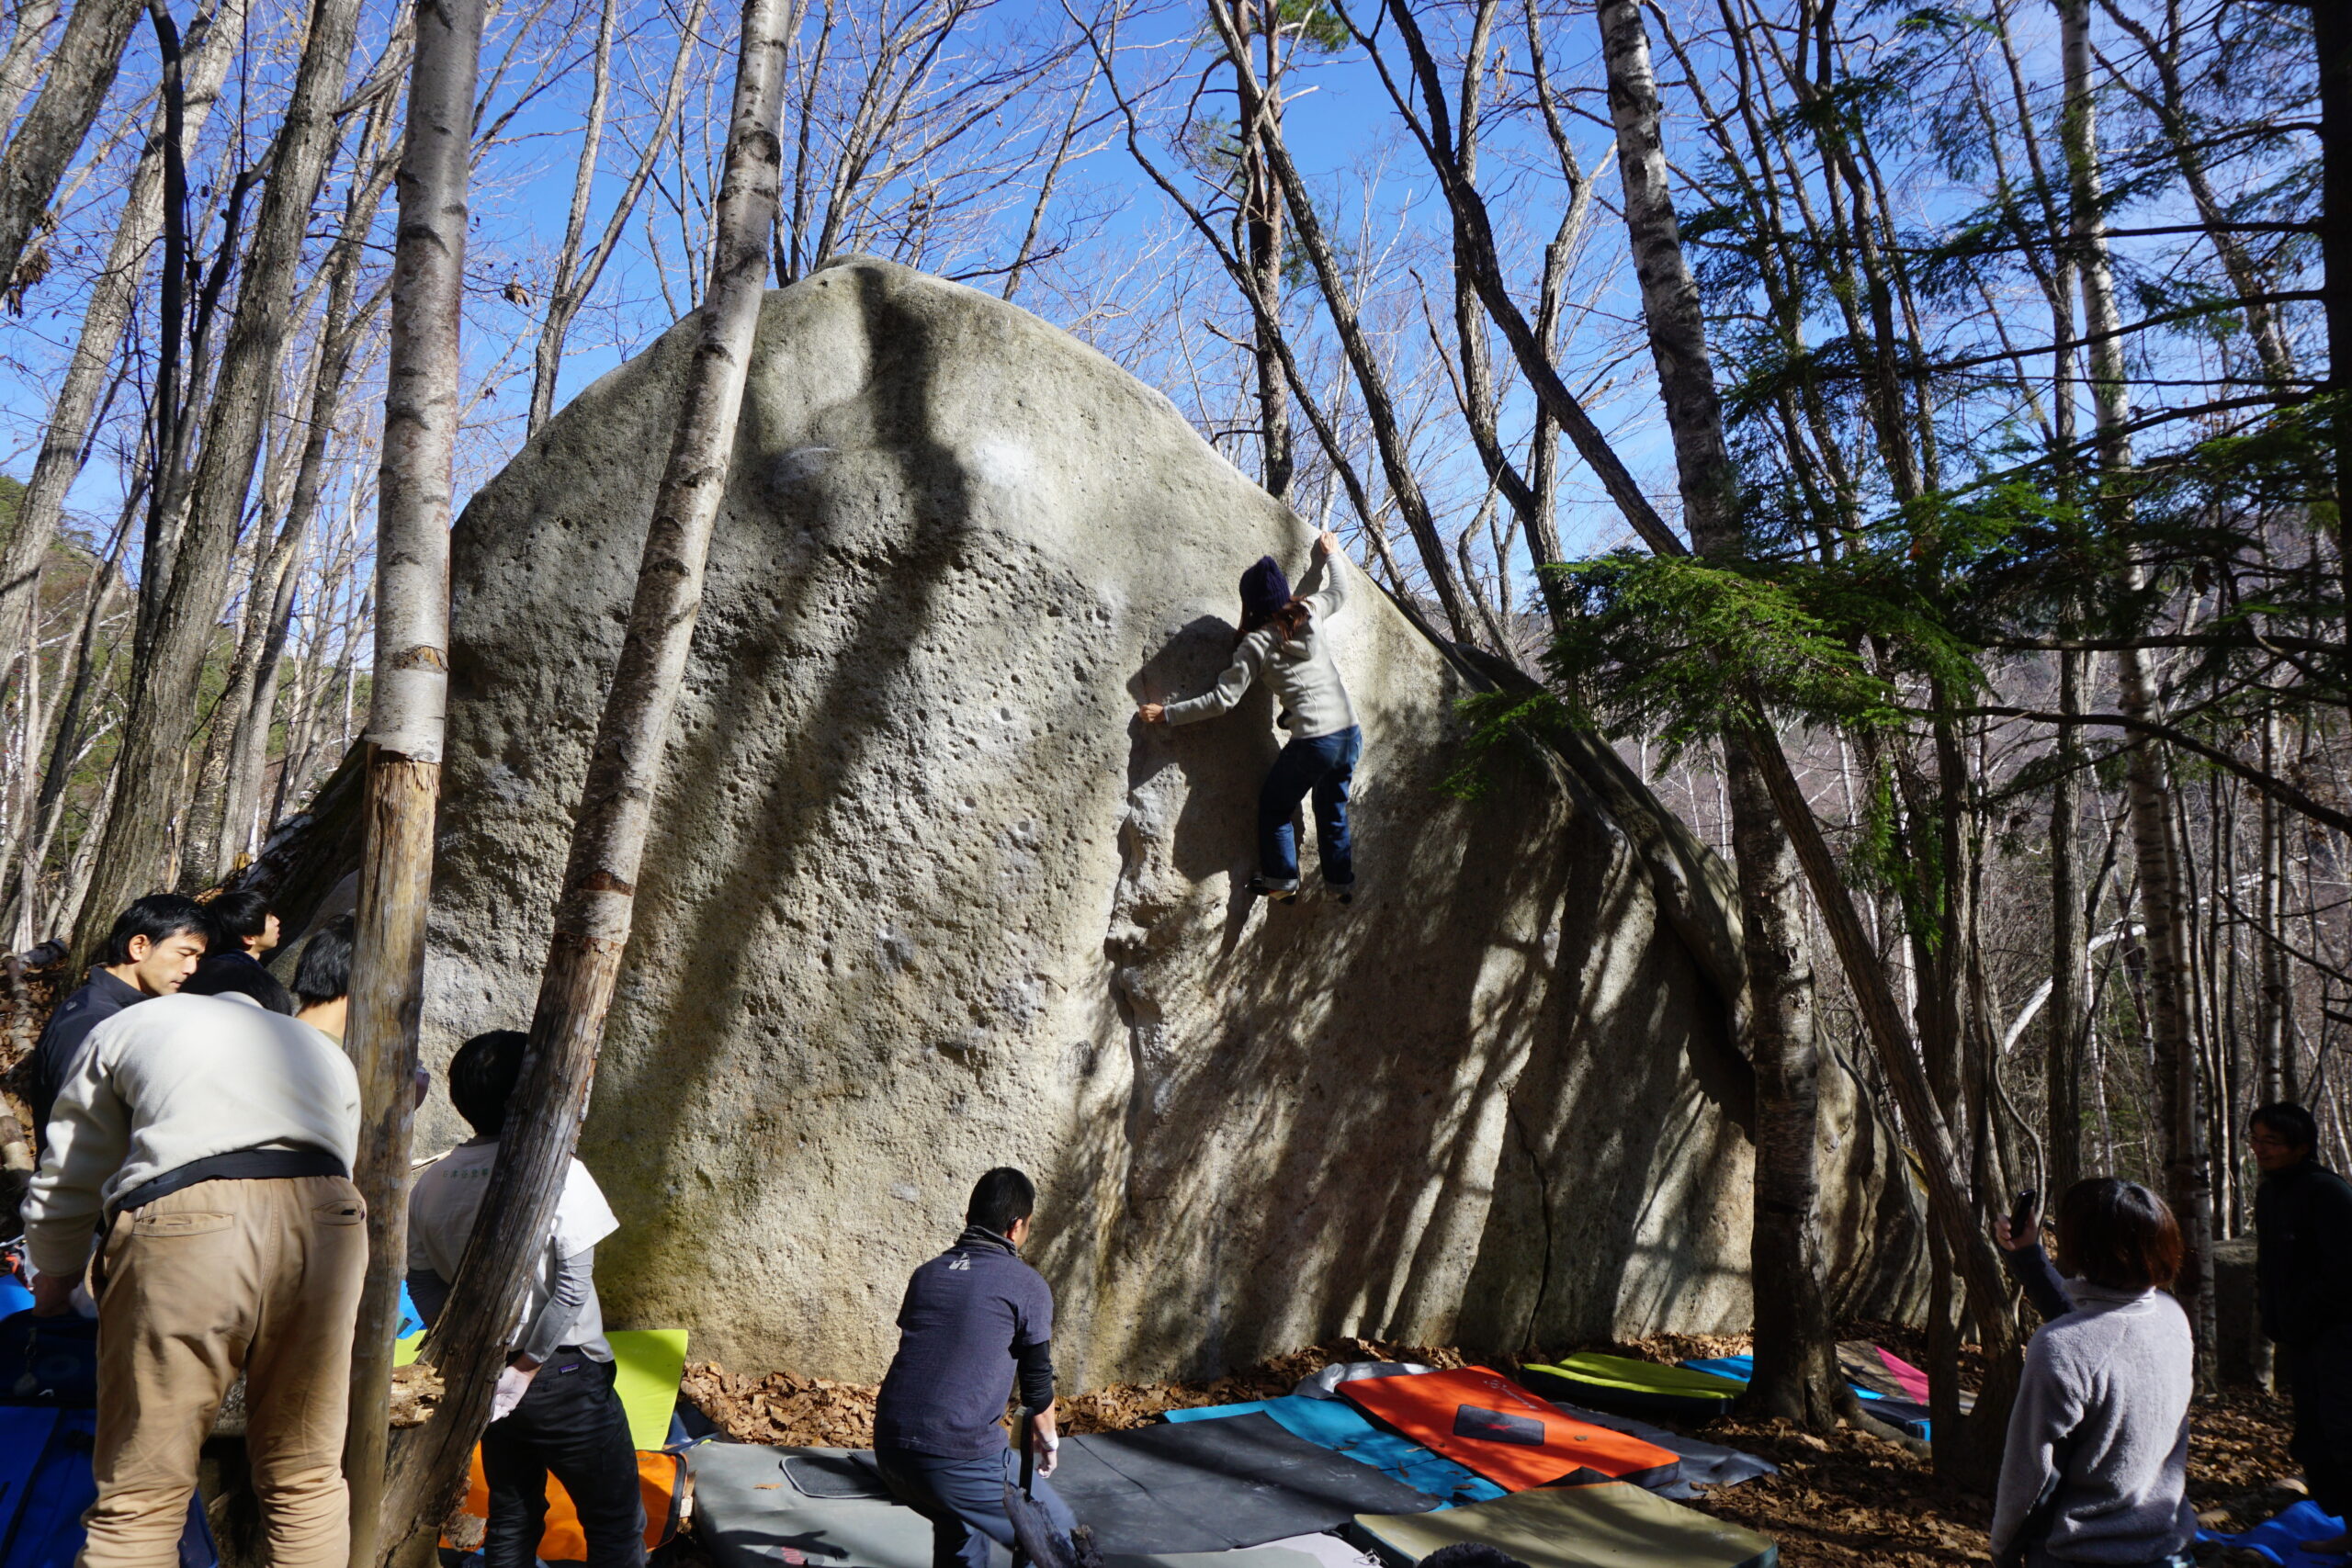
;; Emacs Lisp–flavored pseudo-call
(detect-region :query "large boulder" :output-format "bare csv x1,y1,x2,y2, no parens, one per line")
401,255,1903,1386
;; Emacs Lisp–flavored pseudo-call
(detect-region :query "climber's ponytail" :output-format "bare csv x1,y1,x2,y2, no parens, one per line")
1236,596,1313,649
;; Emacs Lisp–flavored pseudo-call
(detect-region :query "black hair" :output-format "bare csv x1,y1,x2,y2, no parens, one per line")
448,1029,530,1135
2056,1177,2183,1292
967,1167,1036,1235
1418,1547,1528,1568
2252,1102,2320,1155
183,953,297,1015
291,914,355,1008
102,894,210,967
206,890,275,949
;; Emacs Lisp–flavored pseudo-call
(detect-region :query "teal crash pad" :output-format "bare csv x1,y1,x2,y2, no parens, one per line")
1163,1395,1504,1508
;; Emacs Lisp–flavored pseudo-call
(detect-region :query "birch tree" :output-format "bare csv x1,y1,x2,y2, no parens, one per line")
368,0,791,1554
341,0,483,1552
71,0,368,961
0,0,147,288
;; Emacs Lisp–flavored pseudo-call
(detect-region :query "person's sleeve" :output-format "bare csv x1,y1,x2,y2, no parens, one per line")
2001,1239,2071,1323
407,1269,451,1330
29,1009,100,1150
1302,547,1348,620
2313,1176,2352,1307
1988,1332,2082,1558
1013,1272,1056,1348
23,1034,133,1278
1162,638,1264,727
516,1245,596,1363
1015,1338,1055,1415
553,1160,621,1257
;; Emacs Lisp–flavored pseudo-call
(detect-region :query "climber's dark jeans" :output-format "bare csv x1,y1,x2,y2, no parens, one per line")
875,1446,1077,1568
481,1353,645,1568
1258,725,1362,888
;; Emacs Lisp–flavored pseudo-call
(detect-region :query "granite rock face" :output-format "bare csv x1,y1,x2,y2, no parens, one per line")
419,255,1904,1385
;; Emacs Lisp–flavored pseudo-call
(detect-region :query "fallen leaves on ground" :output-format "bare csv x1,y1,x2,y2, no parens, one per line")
683,1364,879,1449
682,1337,1467,1446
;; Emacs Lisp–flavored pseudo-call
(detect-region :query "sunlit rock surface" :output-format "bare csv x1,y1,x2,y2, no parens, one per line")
406,254,1916,1384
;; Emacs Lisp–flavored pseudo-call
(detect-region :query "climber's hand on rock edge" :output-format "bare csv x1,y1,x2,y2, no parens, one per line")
1138,703,1165,725
1315,528,1340,558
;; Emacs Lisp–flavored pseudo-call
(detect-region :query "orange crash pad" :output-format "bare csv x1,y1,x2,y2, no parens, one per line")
443,1447,687,1564
1339,1368,1679,1492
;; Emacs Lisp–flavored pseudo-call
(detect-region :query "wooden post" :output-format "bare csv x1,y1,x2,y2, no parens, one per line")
344,0,482,1561
366,0,794,1554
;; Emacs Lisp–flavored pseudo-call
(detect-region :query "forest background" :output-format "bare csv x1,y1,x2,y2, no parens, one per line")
0,0,2337,1494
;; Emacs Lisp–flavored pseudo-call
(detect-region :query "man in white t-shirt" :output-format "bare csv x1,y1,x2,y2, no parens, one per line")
406,1030,645,1568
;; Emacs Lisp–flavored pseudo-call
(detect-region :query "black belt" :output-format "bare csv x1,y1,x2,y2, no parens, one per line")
112,1147,348,1218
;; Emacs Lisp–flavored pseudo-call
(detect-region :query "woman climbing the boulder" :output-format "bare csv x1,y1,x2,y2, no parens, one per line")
1139,529,1360,904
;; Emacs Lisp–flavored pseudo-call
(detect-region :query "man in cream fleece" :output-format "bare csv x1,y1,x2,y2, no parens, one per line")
25,915,363,1568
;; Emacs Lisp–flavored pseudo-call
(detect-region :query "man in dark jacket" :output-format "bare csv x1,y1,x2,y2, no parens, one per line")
873,1168,1075,1568
28,895,209,1145
2253,1101,2352,1544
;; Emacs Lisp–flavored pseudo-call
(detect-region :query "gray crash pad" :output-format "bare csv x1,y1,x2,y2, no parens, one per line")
1053,1414,1438,1553
1544,1404,1777,1496
1354,1483,1778,1568
689,1438,1407,1568
689,1442,969,1568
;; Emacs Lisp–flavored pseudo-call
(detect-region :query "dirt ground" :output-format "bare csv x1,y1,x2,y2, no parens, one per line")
681,1329,2309,1568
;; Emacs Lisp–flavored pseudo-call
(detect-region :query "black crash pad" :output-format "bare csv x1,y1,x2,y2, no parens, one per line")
784,1451,893,1501
1053,1411,1437,1553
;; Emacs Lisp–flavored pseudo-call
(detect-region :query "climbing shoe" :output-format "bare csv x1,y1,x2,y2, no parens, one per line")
1248,876,1300,903
1329,882,1355,906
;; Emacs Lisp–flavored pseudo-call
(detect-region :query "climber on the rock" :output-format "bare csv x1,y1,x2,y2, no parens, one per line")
1139,529,1361,904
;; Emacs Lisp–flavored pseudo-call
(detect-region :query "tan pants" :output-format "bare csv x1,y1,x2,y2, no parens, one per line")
83,1175,368,1568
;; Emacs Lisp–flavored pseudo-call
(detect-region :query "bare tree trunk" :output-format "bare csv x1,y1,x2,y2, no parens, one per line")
339,0,481,1551
2050,644,2086,1196
2256,709,2290,1104
0,0,146,288
2061,0,2215,1382
1349,0,1683,561
2321,0,2349,591
1209,3,1470,637
1001,51,1097,305
72,0,366,965
0,0,242,690
526,0,613,432
1592,0,1846,1432
196,112,395,884
523,0,704,433
1234,2,1290,499
0,0,63,134
368,0,791,1557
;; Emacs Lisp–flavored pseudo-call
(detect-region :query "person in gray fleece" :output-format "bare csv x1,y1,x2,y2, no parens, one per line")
1139,529,1360,903
1990,1178,2197,1568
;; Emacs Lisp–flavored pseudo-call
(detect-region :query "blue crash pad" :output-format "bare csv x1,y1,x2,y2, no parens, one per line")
1164,1395,1504,1509
0,1404,215,1568
2198,1500,2350,1564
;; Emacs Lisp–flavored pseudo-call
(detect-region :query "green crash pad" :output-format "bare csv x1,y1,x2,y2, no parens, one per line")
1354,1483,1778,1568
392,1328,685,1450
1515,1355,1743,1423
608,1330,689,1449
